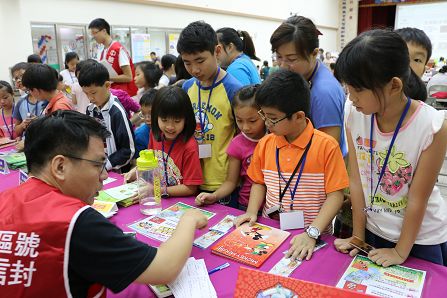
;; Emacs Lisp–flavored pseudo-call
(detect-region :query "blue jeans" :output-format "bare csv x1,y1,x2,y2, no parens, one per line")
366,230,447,266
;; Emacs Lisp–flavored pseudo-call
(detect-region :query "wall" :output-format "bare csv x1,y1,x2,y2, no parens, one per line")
0,0,341,80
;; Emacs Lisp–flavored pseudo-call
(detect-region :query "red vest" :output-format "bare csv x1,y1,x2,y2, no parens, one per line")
101,41,138,96
0,178,105,298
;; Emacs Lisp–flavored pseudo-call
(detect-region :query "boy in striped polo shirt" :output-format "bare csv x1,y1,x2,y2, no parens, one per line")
235,70,348,261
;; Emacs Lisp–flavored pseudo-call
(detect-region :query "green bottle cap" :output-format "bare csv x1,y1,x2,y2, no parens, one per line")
136,150,158,169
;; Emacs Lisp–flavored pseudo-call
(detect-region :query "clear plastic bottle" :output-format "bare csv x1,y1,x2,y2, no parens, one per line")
137,150,162,215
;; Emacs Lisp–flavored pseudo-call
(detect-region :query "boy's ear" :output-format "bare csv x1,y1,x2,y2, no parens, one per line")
311,48,319,57
215,44,221,57
295,110,306,120
104,81,111,89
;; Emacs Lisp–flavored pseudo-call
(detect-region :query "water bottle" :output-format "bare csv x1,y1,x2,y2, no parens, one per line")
137,150,162,215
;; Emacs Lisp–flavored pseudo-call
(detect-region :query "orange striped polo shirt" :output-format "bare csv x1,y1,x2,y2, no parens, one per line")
248,119,349,232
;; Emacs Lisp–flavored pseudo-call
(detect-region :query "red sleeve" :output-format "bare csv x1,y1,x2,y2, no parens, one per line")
181,138,203,185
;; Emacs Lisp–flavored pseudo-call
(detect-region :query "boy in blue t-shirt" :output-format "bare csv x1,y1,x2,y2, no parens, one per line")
78,61,135,172
134,89,157,158
177,21,242,192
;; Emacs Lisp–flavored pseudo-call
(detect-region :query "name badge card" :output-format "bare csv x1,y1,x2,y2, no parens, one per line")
0,159,9,175
280,211,304,230
199,144,212,159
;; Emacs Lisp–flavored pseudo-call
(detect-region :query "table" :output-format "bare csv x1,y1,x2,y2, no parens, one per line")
1,169,446,297
106,174,447,298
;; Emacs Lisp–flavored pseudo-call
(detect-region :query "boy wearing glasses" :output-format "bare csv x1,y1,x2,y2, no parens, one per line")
79,61,135,173
88,18,138,96
134,89,157,158
235,70,348,261
0,110,208,297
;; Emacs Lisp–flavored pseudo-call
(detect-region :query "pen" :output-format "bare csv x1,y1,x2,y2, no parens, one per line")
208,262,230,275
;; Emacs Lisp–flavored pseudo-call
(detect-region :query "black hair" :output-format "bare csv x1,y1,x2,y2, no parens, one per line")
78,61,109,87
22,64,58,92
64,52,80,70
75,59,97,77
216,27,260,61
395,27,432,63
11,62,29,76
0,81,14,95
135,61,162,88
232,84,259,109
440,57,445,62
151,86,196,142
263,61,269,67
161,54,177,70
270,15,321,60
335,29,427,102
88,18,110,35
140,88,157,106
177,21,217,55
174,55,192,81
439,65,447,74
256,69,310,117
329,63,336,71
58,74,63,82
27,54,42,63
150,52,156,56
25,110,110,174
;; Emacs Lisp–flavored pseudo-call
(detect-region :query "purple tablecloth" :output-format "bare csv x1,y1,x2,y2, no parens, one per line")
107,177,447,297
1,169,446,297
0,145,20,193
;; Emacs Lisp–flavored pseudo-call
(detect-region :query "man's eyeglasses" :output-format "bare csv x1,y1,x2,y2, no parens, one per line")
138,112,151,120
64,154,108,174
257,110,290,127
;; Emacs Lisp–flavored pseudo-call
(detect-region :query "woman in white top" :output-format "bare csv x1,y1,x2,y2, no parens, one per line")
158,54,176,88
334,29,447,267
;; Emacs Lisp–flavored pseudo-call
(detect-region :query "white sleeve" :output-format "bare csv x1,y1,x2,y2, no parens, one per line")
118,49,130,67
158,75,170,87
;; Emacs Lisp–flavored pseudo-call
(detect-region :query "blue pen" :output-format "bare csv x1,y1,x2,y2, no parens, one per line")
208,262,230,275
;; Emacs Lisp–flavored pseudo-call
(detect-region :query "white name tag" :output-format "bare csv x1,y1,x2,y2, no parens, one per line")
199,144,212,159
280,210,304,230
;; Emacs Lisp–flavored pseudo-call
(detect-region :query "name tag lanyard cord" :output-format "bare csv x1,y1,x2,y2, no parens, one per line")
276,134,313,211
1,104,14,140
366,97,411,212
197,67,220,141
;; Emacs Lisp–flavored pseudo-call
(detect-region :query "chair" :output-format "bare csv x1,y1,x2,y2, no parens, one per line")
427,84,447,109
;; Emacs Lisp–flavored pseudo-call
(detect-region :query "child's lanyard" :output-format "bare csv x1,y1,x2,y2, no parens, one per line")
366,97,411,212
1,106,14,140
161,136,178,187
308,61,319,90
276,134,313,211
69,71,75,84
26,96,38,116
197,67,220,137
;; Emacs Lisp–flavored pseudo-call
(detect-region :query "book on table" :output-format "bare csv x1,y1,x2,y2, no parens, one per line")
234,267,370,297
210,222,290,268
95,182,139,207
336,255,426,298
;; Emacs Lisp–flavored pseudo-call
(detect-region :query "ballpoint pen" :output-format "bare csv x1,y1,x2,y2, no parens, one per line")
208,262,230,275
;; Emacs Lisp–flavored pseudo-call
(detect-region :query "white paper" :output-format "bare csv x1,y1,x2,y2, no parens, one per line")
100,60,118,77
280,210,304,230
102,177,117,185
168,258,217,298
199,144,212,159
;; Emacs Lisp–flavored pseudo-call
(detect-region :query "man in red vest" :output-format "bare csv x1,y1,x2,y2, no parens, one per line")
0,110,208,297
88,18,138,96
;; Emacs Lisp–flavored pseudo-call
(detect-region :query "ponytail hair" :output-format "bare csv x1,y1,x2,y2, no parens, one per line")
216,27,260,61
335,29,427,102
